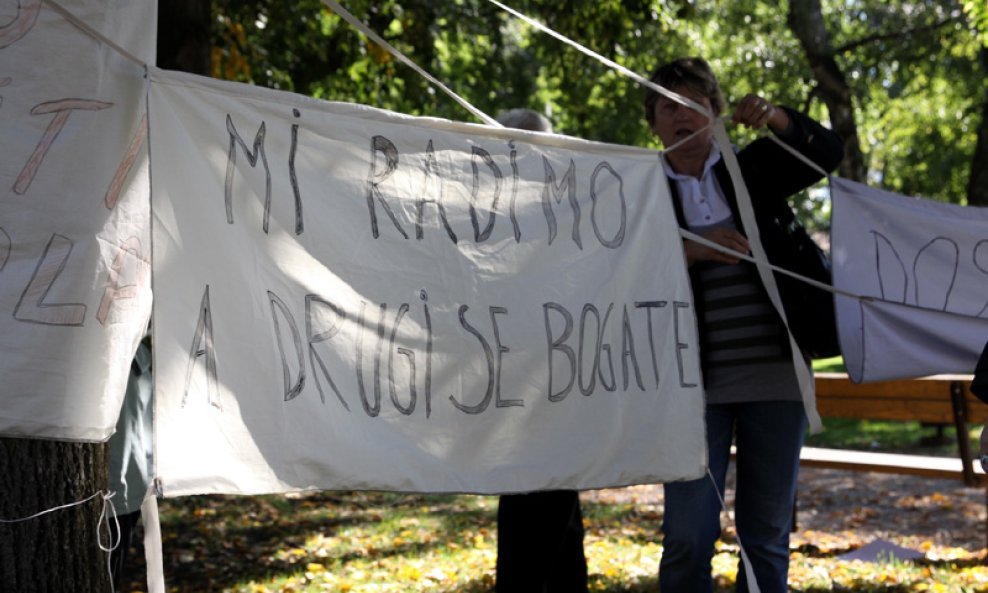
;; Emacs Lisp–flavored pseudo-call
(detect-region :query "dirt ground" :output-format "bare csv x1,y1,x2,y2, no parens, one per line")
583,465,987,555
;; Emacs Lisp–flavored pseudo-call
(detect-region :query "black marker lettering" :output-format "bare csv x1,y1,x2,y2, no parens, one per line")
421,290,433,418
912,237,958,311
673,301,698,388
597,303,617,392
589,161,627,249
507,141,522,242
469,146,502,242
389,303,416,415
636,301,667,386
415,140,457,243
578,304,600,396
288,108,304,235
268,290,305,402
306,294,349,409
355,301,380,417
182,285,221,410
366,135,408,239
621,304,644,391
974,240,988,317
544,302,575,402
449,305,495,414
225,114,272,232
541,157,581,248
491,306,520,408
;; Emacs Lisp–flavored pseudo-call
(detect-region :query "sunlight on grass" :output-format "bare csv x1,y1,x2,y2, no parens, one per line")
152,490,988,593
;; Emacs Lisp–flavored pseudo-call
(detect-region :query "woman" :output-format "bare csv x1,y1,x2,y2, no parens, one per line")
643,57,843,592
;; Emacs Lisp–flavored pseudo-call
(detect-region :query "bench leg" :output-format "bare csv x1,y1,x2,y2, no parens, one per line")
950,381,977,487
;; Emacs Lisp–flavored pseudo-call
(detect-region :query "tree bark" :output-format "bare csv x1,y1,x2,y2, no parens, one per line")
157,0,212,74
0,439,110,593
787,0,866,182
968,48,988,207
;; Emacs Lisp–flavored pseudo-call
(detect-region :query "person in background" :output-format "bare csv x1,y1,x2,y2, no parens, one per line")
643,57,843,593
492,108,589,593
108,335,153,588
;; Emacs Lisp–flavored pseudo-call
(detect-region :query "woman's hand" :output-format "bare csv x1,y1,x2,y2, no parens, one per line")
684,227,751,267
732,94,790,133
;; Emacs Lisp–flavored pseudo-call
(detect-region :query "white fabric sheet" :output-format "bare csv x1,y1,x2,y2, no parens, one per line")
0,0,154,440
148,67,706,496
832,177,988,382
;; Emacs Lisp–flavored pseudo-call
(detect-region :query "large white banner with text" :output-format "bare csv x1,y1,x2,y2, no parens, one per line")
832,177,988,382
0,1,154,440
148,68,706,496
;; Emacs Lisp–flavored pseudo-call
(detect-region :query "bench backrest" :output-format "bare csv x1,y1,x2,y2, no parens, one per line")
815,372,985,424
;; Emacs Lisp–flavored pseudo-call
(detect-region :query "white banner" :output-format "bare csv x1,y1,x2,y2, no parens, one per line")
832,177,988,382
0,1,154,440
148,68,706,496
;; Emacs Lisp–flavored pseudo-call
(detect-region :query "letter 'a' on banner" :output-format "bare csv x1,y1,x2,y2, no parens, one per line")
832,177,988,383
147,67,706,496
0,0,154,441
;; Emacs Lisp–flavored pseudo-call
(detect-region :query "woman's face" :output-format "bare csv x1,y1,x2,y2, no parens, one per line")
649,86,715,153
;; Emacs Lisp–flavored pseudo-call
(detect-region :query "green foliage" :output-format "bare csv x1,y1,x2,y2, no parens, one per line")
209,0,987,216
964,0,988,46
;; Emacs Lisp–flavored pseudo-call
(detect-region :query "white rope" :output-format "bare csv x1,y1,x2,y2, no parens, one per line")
485,0,712,119
0,489,109,523
706,469,762,593
42,0,145,68
1,489,121,593
678,227,865,301
319,0,500,127
713,120,823,434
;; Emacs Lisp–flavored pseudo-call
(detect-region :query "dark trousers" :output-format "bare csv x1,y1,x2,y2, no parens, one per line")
496,490,588,593
109,510,141,589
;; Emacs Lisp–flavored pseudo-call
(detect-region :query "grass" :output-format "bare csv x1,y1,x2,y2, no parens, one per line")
146,489,988,593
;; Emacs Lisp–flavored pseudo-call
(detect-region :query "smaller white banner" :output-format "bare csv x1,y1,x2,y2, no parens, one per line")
832,177,988,382
0,0,154,440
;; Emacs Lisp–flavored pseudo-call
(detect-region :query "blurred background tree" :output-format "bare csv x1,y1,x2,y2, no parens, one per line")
201,0,988,223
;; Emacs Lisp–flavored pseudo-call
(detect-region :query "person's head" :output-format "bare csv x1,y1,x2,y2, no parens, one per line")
643,57,724,152
495,108,553,133
644,57,725,127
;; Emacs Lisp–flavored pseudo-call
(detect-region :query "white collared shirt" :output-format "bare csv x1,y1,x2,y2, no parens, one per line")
662,142,733,228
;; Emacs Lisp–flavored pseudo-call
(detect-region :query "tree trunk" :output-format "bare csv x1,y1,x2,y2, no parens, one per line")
787,0,866,182
968,48,988,206
0,439,110,592
157,0,212,74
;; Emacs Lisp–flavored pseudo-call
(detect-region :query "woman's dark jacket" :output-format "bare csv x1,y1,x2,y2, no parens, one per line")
666,107,844,367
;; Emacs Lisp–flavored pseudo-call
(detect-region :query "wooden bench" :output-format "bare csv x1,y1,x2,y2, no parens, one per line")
810,372,986,487
794,373,988,549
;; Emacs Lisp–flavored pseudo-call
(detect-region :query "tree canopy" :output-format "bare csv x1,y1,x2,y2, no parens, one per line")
208,0,988,211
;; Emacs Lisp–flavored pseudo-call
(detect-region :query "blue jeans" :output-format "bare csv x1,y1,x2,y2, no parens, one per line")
659,401,806,593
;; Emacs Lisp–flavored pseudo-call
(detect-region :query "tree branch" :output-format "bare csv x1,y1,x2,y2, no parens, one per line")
835,16,961,54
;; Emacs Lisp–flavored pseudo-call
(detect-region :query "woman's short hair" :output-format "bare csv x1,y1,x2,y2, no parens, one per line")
495,108,553,133
643,57,725,127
